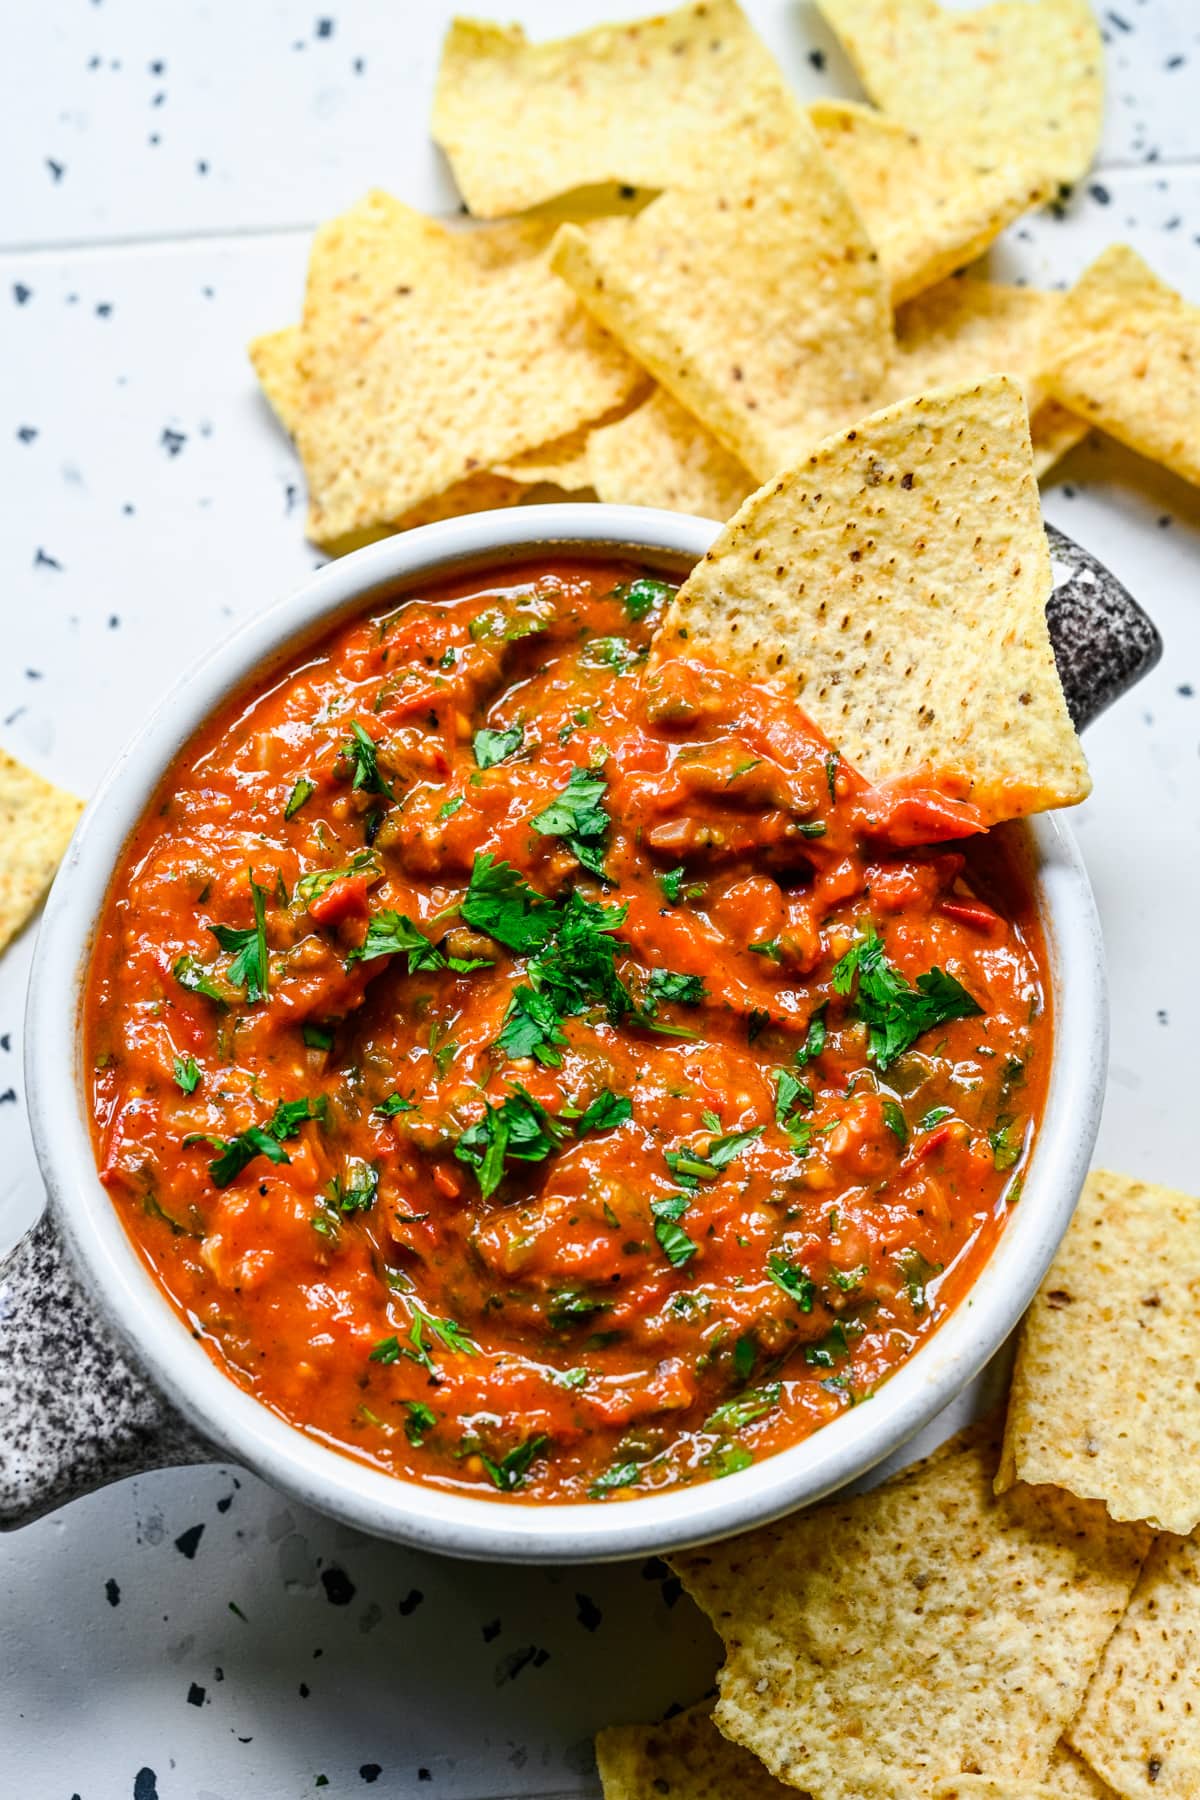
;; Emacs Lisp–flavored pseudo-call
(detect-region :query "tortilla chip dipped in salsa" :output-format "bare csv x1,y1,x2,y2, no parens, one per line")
84,371,1084,1504
661,376,1089,828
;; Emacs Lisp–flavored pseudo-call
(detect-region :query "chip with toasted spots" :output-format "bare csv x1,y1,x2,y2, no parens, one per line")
1069,1530,1200,1800
671,1426,1148,1800
293,193,642,553
657,377,1089,825
0,749,84,955
810,100,1044,305
998,1170,1200,1536
1043,245,1200,488
248,324,305,438
596,1704,797,1800
432,0,806,219
816,0,1103,191
550,137,891,483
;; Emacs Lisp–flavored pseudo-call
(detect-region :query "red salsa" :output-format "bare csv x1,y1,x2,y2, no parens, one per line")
86,559,1050,1503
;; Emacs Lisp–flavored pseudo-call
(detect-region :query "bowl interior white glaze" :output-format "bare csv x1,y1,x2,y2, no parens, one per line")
24,504,1107,1563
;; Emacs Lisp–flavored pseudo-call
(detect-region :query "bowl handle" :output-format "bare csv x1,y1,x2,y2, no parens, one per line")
1045,525,1162,729
0,1208,215,1529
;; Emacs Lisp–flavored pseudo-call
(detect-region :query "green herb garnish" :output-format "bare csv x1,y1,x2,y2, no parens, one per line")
651,1193,698,1268
340,720,395,799
531,766,610,878
454,1085,569,1199
284,777,316,820
172,1054,201,1094
210,875,271,1004
705,1383,781,1432
480,1434,548,1493
767,1251,815,1310
831,926,982,1072
473,725,524,769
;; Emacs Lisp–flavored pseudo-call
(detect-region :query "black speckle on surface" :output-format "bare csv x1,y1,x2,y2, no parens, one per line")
108,613,121,629
96,301,113,318
161,427,187,457
105,1577,121,1606
196,159,209,176
359,1766,382,1784
149,58,165,73
299,1681,310,1698
575,1592,602,1632
46,157,66,182
1157,1009,1169,1026
1178,683,1194,698
1,1033,11,1051
174,1522,205,1559
660,1575,684,1608
1166,54,1184,70
133,1772,160,1800
352,55,365,74
1157,514,1173,529
13,283,32,305
316,16,335,37
25,669,43,681
320,1566,356,1606
397,1587,423,1616
1105,9,1131,29
417,1771,431,1783
494,1644,550,1685
34,547,62,570
0,1088,17,1107
640,1555,669,1581
481,1616,501,1642
17,426,37,443
186,1681,206,1707
1088,182,1111,205
808,47,826,70
216,1491,233,1512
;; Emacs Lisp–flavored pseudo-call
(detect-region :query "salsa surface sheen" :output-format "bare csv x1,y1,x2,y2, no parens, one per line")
86,558,1050,1504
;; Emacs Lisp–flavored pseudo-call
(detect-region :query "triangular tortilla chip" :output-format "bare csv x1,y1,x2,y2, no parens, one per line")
1069,1530,1200,1799
1043,245,1200,488
550,137,891,482
657,376,1089,824
587,388,755,520
596,1704,797,1800
432,0,806,219
879,276,1088,474
248,325,305,437
816,0,1103,191
997,1170,1200,1536
294,193,641,553
1046,1741,1120,1798
0,749,83,954
810,100,1045,305
672,1428,1148,1800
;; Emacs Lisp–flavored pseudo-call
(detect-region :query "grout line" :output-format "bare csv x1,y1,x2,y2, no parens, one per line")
1,155,1199,260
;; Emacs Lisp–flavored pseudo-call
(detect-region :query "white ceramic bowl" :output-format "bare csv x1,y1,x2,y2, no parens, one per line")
23,504,1107,1562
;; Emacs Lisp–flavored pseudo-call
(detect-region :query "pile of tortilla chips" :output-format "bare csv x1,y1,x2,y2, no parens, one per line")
599,1165,1200,1800
249,0,1198,552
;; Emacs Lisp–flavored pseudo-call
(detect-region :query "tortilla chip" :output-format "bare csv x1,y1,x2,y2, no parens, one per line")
249,325,305,438
997,1170,1200,1537
596,1703,799,1800
550,138,891,483
672,1428,1148,1800
815,0,1103,191
930,1783,1074,1799
1031,398,1089,481
0,750,83,955
431,0,807,219
657,376,1090,824
1043,245,1200,488
587,388,755,520
810,101,1044,306
1046,1741,1120,1799
1069,1530,1200,1799
294,193,641,553
495,426,598,490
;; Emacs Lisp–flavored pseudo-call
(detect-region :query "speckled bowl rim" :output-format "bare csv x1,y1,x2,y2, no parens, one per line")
24,503,1107,1563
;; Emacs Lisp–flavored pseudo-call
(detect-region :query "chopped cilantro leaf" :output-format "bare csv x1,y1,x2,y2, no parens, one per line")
284,776,316,820
187,1125,289,1189
796,1004,826,1066
374,1091,415,1117
340,720,395,799
613,575,673,621
882,1099,909,1144
498,985,568,1067
651,1193,698,1267
656,865,705,906
405,1400,437,1446
713,1444,754,1477
328,1160,379,1214
824,754,839,803
302,1022,334,1051
989,1115,1025,1170
918,1105,954,1130
454,1085,568,1199
798,819,827,839
705,1382,781,1432
897,1246,942,1313
369,1335,400,1365
473,725,524,769
172,1054,201,1095
804,1319,861,1368
767,1251,815,1310
531,766,610,878
295,848,377,909
548,1288,612,1330
733,1334,756,1381
438,796,463,821
480,1434,548,1492
268,1095,325,1139
461,853,559,953
403,1306,478,1371
646,968,707,1007
829,1263,867,1292
831,926,982,1071
529,891,631,1023
588,1460,641,1499
577,1089,632,1134
172,953,227,1006
210,875,271,1004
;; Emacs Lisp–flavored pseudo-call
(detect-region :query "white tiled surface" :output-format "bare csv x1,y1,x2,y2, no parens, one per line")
1,3,1198,1796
